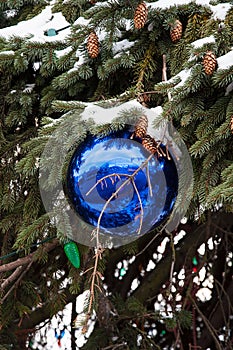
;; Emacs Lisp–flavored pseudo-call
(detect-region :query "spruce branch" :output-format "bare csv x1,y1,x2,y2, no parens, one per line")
0,239,58,273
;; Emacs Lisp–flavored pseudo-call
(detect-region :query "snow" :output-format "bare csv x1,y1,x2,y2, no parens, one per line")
210,3,232,20
147,1,232,20
112,39,135,55
0,6,70,43
23,84,35,93
175,68,192,88
191,35,215,49
217,50,233,70
73,16,90,27
0,50,14,55
55,46,72,59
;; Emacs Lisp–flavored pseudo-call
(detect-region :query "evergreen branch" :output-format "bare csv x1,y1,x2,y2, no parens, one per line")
0,239,58,273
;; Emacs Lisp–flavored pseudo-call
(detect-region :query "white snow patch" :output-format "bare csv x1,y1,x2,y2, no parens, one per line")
0,50,14,55
167,68,192,89
210,3,232,20
191,35,215,49
55,46,73,59
217,50,233,70
73,16,90,27
23,84,35,93
112,39,134,55
0,6,70,42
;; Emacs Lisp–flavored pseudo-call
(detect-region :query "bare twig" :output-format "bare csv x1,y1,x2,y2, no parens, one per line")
167,231,176,295
131,178,144,234
1,265,23,290
82,156,155,332
101,343,127,350
189,294,222,350
162,54,172,101
81,247,104,333
135,222,167,257
86,173,128,196
1,260,34,304
145,163,153,197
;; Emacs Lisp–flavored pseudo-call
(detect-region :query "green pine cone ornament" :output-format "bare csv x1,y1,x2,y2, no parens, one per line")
64,241,81,268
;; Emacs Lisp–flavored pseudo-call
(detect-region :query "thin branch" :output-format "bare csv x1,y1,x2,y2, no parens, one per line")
101,343,128,350
167,231,176,295
1,260,34,305
162,54,172,101
0,239,58,273
0,265,23,290
81,247,103,333
135,222,167,257
189,294,222,350
146,163,153,197
0,254,33,273
131,178,144,234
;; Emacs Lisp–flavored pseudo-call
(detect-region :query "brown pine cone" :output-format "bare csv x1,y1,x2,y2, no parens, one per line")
170,19,183,42
142,134,158,154
203,51,217,75
134,115,148,138
134,2,148,29
87,31,99,58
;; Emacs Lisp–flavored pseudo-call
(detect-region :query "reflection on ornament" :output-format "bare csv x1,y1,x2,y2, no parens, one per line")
65,128,178,238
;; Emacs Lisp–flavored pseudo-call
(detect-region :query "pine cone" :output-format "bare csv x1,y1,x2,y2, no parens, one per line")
142,134,158,154
203,51,217,75
170,19,183,42
134,2,148,29
87,31,99,58
134,115,148,138
230,115,233,134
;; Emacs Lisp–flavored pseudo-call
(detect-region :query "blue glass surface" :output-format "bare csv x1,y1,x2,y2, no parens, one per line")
65,129,178,237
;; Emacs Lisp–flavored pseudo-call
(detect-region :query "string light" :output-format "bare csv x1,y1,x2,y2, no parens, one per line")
0,236,56,261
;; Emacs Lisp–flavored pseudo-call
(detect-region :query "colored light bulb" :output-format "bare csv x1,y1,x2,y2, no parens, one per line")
64,241,80,268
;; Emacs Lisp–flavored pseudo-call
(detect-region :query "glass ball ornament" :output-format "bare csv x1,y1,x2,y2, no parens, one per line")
65,128,178,239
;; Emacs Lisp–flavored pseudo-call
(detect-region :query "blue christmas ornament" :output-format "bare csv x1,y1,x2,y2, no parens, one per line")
65,128,178,238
